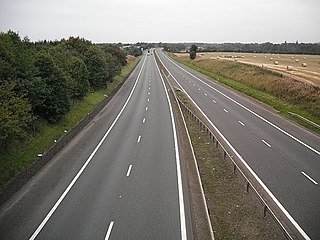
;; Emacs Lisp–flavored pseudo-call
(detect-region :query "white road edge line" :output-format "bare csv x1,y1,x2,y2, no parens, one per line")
126,165,133,177
104,221,114,240
28,56,147,240
154,57,187,240
262,139,272,148
161,51,320,156
157,50,311,240
238,121,245,126
137,135,141,143
301,171,318,185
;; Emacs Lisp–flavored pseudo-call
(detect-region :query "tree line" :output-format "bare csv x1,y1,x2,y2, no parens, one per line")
0,31,128,151
163,42,320,55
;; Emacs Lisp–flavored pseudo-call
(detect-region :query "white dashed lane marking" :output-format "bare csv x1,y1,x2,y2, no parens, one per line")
262,139,271,148
301,171,318,185
126,165,133,177
238,121,245,126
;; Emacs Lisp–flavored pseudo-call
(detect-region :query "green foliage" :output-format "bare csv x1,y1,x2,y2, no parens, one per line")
0,30,131,150
104,44,127,66
66,57,90,98
84,45,109,89
0,82,33,151
162,43,186,52
189,44,198,60
125,46,142,57
190,51,196,60
33,52,70,123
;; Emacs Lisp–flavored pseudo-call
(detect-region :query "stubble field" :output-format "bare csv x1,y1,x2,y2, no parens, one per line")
177,52,320,86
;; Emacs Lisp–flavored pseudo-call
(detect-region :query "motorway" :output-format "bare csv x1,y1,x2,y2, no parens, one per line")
0,53,193,239
156,49,320,239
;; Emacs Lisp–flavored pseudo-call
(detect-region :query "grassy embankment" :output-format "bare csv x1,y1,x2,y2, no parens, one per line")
169,53,320,133
0,56,141,189
177,91,283,239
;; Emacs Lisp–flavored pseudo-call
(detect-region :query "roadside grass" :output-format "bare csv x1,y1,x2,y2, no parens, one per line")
177,91,283,239
168,52,320,134
0,56,141,188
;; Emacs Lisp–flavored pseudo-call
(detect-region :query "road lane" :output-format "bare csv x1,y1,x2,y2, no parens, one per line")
0,53,191,239
156,49,320,239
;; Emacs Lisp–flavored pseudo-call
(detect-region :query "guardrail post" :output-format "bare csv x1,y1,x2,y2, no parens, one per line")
246,182,250,193
233,164,237,174
223,151,226,160
215,140,219,148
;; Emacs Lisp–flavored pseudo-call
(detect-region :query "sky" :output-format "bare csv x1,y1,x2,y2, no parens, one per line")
0,0,319,43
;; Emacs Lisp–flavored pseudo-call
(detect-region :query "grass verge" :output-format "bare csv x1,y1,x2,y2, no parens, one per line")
177,90,284,239
0,56,141,189
168,52,320,134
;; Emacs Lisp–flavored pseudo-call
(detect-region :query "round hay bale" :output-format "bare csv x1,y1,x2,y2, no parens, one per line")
303,57,306,60
287,66,293,71
291,56,294,59
295,59,299,62
301,63,307,67
274,61,279,65
270,57,273,61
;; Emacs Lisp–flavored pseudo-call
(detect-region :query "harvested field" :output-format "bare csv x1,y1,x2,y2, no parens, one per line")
177,52,320,86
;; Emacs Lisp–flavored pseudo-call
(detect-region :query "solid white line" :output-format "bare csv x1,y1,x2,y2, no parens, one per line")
212,99,216,103
301,171,318,185
142,117,146,123
154,56,187,240
161,51,320,156
157,50,311,240
137,135,141,143
224,109,229,113
204,93,207,96
238,121,245,126
262,139,272,148
29,56,147,240
104,221,114,240
126,165,133,177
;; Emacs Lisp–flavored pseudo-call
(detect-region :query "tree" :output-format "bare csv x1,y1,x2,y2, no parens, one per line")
84,45,108,89
104,44,127,66
0,82,33,151
190,44,197,60
67,57,90,98
33,51,70,123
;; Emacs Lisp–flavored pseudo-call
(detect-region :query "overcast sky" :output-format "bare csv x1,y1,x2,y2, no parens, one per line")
1,0,319,43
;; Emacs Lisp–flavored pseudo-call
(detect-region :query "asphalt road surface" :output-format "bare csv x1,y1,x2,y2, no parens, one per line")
156,49,320,240
0,53,193,240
